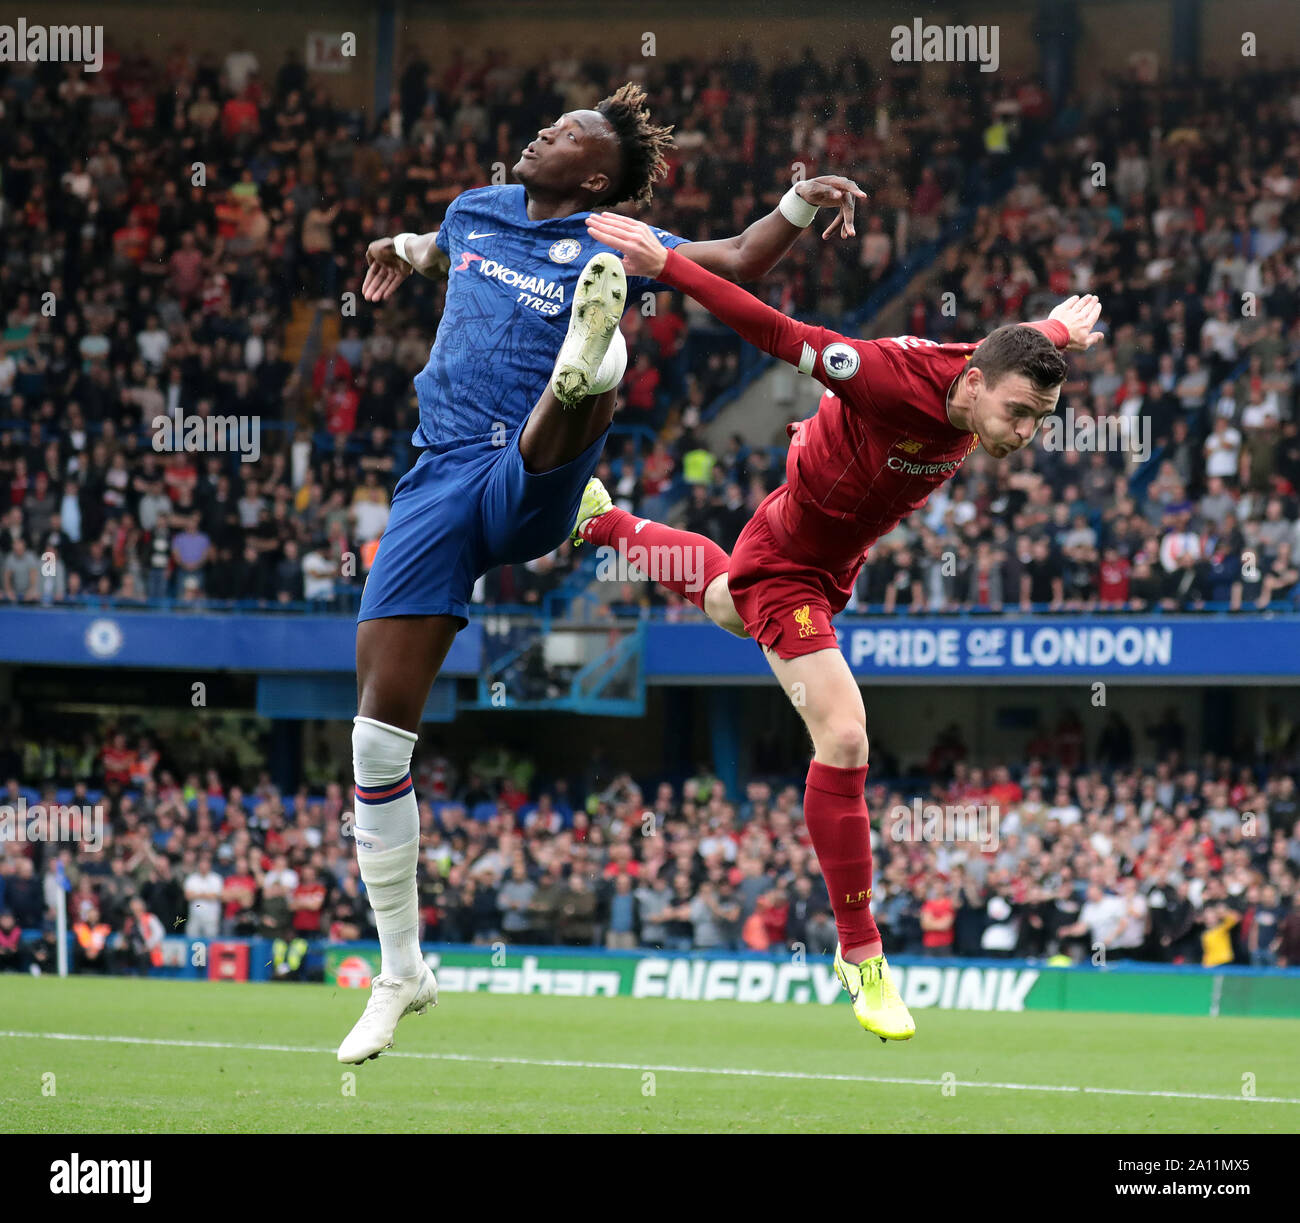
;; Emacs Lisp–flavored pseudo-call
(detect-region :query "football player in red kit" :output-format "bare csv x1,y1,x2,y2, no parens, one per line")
577,209,1104,1042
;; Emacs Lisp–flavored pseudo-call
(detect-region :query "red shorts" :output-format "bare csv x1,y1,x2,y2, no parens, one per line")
728,488,864,660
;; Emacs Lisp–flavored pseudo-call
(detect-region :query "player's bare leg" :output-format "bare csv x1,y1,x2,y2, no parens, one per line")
520,384,619,473
765,644,869,767
765,644,915,1041
337,615,457,1063
357,615,459,732
701,573,746,637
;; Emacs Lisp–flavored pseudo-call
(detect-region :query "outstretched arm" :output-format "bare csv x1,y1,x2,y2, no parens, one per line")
587,213,1102,378
587,212,850,379
672,175,868,281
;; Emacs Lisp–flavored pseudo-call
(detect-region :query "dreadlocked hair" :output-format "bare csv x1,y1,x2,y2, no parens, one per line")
595,82,674,208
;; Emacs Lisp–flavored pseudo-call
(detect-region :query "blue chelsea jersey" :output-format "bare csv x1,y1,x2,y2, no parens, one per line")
412,185,689,450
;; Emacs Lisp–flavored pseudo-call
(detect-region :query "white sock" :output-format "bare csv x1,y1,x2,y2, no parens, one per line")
588,328,627,394
351,715,423,979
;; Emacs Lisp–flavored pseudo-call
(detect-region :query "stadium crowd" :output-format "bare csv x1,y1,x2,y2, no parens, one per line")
1,38,1298,978
0,37,1029,613
1,711,1298,975
636,67,1300,617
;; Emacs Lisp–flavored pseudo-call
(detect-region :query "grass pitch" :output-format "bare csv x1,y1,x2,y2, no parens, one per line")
2,976,1297,1133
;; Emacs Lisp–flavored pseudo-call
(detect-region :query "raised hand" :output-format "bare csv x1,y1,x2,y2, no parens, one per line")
362,237,414,303
1048,294,1105,351
584,212,668,278
794,175,869,239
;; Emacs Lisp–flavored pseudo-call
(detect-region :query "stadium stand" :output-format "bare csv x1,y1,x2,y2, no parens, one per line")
0,43,1297,978
3,42,1083,614
610,67,1300,617
1,711,1297,971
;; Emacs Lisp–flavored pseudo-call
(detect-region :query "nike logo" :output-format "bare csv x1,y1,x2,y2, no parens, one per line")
467,230,498,240
633,520,649,534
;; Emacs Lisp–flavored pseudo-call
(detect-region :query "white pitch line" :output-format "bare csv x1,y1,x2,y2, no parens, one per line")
3,1030,1298,1106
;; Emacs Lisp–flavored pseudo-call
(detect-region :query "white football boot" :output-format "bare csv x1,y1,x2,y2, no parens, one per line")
551,253,626,406
336,963,438,1063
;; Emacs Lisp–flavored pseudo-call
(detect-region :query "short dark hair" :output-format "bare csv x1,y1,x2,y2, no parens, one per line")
596,83,674,208
969,324,1068,392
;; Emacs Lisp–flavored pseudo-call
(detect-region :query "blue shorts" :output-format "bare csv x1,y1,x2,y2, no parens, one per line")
358,421,607,627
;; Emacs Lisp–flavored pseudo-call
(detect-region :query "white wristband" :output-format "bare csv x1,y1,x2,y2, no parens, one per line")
779,186,819,228
393,232,417,265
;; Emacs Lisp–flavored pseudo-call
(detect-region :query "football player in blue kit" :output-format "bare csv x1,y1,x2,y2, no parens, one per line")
338,82,865,1062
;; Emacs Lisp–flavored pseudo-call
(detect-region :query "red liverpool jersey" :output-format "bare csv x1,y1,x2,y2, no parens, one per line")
781,339,982,566
657,247,1067,569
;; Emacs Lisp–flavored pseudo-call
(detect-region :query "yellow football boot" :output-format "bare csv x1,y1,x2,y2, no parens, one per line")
833,945,916,1042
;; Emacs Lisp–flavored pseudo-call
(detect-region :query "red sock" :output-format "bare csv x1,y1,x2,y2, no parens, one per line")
580,506,730,613
804,760,881,960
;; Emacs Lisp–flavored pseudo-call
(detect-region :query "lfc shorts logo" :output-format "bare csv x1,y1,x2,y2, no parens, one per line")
794,605,817,638
845,888,872,904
